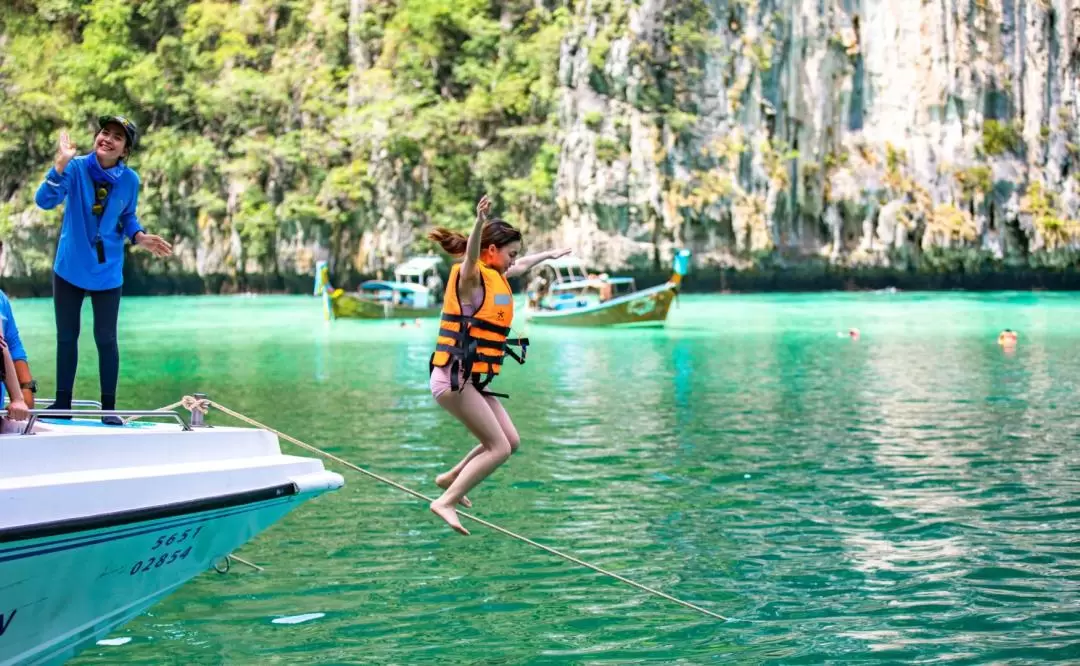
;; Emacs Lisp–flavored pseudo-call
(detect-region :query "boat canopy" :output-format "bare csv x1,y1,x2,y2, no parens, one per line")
550,277,637,293
537,256,588,271
394,256,443,279
359,280,431,295
550,279,607,292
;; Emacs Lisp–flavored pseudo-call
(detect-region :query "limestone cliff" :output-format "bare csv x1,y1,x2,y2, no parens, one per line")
553,0,1080,272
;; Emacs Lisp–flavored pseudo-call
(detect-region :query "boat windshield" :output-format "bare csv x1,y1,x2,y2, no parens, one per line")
528,258,640,311
358,281,435,308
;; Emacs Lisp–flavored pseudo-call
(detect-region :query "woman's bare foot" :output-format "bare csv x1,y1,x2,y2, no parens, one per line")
435,472,471,508
430,500,470,536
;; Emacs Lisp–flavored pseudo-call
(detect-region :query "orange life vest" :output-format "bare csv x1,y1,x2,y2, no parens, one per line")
430,261,528,397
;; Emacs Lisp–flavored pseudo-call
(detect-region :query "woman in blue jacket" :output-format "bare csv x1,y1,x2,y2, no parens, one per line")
35,115,172,424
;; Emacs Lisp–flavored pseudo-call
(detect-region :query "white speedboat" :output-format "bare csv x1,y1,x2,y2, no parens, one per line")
0,398,344,665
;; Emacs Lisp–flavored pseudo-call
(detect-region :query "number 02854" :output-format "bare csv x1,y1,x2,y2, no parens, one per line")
129,525,203,576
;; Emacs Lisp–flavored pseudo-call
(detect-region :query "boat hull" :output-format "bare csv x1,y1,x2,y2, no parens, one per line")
0,485,329,666
328,291,441,320
524,282,678,327
0,418,343,666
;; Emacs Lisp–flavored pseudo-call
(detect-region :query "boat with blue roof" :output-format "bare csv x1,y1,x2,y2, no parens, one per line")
314,256,445,320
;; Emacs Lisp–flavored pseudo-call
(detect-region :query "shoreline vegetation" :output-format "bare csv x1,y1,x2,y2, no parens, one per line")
3,262,1080,299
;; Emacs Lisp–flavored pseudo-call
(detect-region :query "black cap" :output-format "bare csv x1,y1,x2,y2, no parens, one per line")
98,115,139,150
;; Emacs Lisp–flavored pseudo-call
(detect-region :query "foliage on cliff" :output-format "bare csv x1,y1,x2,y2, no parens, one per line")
0,0,570,282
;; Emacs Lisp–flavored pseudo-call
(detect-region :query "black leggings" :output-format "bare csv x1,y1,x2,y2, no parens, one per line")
53,273,121,397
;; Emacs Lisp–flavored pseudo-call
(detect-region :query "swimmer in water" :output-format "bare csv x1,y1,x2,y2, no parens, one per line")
998,329,1018,348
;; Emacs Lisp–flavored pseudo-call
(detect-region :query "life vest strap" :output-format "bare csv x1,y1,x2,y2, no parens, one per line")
435,343,468,357
503,337,529,364
441,312,509,332
438,326,464,341
439,314,511,339
470,371,509,398
451,358,464,392
466,318,512,337
460,339,480,390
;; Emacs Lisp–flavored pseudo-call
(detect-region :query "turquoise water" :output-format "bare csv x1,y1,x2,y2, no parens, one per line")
7,291,1073,663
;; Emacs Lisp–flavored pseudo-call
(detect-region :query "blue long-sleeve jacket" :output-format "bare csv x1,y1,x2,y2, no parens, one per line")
35,155,144,291
0,290,27,407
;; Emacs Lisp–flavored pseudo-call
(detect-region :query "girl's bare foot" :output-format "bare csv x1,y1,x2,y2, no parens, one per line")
435,472,471,508
429,500,470,536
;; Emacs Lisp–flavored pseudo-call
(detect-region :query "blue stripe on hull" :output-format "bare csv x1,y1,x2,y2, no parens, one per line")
0,499,293,563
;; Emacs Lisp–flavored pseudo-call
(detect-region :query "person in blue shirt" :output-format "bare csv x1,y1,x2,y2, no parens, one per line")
34,115,172,424
0,240,39,410
0,336,30,431
0,286,36,406
0,288,31,428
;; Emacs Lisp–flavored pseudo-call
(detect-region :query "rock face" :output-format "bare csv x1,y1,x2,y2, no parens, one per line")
553,0,1080,271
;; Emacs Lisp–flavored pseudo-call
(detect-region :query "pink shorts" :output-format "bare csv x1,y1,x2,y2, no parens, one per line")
430,364,467,399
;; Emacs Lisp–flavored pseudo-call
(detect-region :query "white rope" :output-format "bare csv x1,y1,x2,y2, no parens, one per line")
228,554,264,572
163,396,730,622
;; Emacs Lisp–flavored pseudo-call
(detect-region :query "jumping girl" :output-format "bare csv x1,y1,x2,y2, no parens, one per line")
426,195,570,535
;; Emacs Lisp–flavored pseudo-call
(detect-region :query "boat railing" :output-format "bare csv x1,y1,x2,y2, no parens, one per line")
0,407,192,435
28,398,103,409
